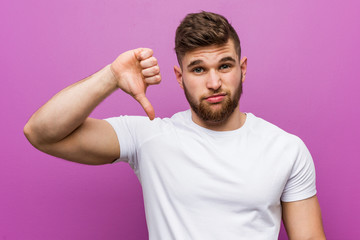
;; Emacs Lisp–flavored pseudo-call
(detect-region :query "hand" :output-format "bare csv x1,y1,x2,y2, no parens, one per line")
110,48,161,120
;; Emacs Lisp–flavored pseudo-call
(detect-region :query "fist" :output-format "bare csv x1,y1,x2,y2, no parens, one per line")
110,48,161,120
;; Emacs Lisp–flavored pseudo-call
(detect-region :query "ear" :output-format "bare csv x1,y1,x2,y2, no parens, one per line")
240,57,247,83
174,65,184,89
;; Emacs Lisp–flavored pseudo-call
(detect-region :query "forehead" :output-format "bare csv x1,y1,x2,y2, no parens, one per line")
181,40,238,67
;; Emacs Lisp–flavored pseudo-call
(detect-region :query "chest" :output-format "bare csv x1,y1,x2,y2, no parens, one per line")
137,132,293,210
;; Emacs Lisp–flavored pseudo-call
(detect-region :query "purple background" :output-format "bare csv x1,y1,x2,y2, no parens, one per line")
1,0,359,239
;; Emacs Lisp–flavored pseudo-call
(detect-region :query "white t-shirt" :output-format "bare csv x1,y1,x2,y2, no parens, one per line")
106,110,317,240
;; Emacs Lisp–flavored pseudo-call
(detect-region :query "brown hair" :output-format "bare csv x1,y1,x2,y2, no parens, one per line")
175,11,241,66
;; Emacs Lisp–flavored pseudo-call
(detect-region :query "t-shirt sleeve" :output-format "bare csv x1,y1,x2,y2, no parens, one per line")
281,138,317,202
104,116,139,169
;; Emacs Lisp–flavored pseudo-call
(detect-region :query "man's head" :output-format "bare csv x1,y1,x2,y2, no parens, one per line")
174,12,247,128
175,11,241,67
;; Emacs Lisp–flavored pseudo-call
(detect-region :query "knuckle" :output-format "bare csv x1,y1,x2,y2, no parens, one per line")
141,69,148,76
140,57,157,69
151,57,158,65
153,66,160,74
155,75,161,83
139,61,147,68
146,48,153,56
145,75,161,84
142,66,160,76
142,49,153,59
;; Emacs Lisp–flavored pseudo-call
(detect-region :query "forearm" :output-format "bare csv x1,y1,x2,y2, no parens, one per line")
24,64,117,145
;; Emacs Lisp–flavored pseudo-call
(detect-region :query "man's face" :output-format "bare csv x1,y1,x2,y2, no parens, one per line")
174,40,247,125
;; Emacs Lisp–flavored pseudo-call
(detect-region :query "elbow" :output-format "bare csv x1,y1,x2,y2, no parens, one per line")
23,121,43,149
24,122,35,145
24,122,32,142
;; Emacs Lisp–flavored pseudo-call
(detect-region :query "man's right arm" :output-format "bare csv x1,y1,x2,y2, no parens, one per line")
23,48,161,165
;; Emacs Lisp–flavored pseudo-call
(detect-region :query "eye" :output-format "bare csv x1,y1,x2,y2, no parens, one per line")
192,67,204,73
219,64,231,70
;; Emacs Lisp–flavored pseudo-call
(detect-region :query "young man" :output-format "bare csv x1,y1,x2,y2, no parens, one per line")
24,12,326,240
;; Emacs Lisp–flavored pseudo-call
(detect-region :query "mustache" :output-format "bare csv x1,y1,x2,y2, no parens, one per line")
201,88,229,100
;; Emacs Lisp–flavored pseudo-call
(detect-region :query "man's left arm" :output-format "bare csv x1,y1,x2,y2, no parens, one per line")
282,195,326,240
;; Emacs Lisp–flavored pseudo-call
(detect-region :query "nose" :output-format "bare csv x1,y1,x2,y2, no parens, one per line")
206,69,221,90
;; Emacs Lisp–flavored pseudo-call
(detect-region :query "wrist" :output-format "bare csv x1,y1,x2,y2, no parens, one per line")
103,64,119,91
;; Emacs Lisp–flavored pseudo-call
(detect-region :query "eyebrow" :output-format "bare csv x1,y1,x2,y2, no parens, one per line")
186,56,236,70
187,60,203,69
219,56,236,63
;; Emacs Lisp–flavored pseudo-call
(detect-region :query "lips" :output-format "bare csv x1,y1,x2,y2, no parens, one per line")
205,93,226,103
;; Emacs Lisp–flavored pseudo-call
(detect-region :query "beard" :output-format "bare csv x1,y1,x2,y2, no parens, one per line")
183,77,243,125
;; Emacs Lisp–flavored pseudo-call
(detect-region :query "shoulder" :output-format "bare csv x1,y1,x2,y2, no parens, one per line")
246,113,305,150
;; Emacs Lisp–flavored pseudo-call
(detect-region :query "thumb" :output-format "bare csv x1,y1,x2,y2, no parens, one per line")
134,93,155,120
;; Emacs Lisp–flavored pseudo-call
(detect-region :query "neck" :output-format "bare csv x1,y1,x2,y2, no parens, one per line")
191,108,246,131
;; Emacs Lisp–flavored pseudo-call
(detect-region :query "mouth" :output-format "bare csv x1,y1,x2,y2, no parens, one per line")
204,93,227,103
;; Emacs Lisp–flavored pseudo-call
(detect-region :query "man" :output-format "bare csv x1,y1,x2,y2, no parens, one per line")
24,11,326,240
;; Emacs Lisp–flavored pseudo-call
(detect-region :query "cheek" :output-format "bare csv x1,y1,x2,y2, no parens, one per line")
183,75,202,91
225,71,241,86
